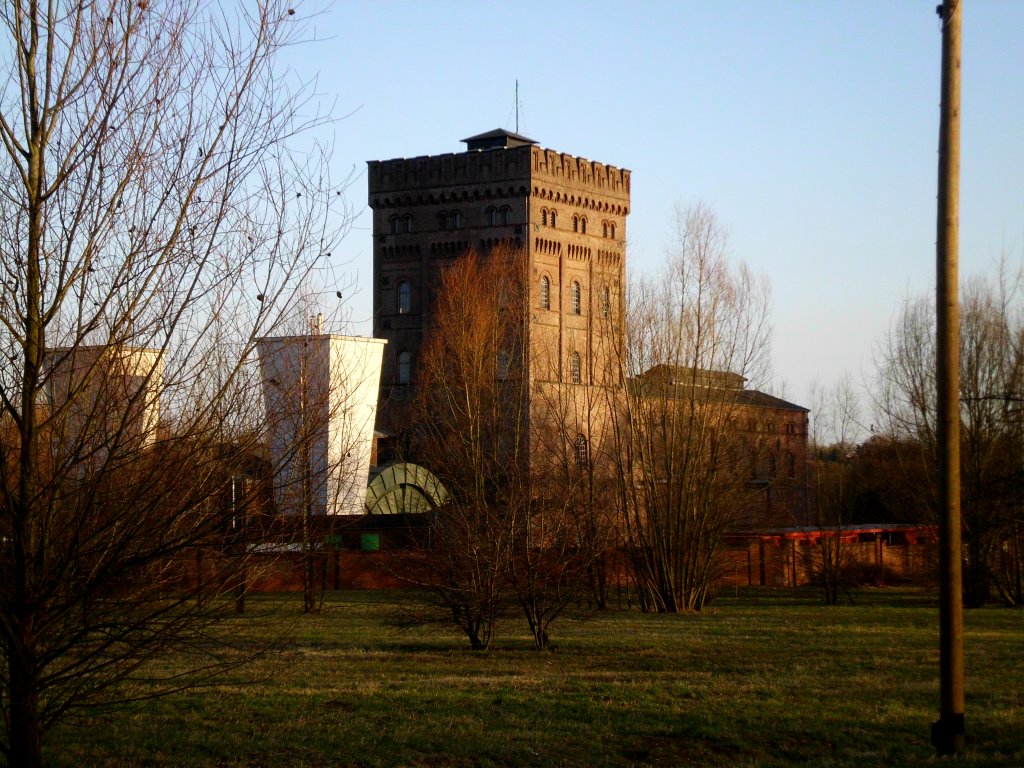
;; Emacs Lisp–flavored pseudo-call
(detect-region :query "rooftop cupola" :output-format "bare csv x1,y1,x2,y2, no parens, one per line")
461,128,537,151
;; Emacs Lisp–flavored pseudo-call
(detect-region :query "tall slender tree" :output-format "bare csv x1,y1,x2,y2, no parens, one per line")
610,203,773,612
0,3,343,765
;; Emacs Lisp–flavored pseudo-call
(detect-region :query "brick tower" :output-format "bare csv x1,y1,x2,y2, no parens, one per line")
368,129,630,439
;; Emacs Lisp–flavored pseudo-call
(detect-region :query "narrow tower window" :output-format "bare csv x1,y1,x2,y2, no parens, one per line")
397,280,411,314
570,352,582,384
540,275,550,310
571,281,581,315
397,351,411,385
575,433,589,467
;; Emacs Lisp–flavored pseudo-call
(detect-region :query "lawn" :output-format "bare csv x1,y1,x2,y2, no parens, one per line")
46,588,1022,767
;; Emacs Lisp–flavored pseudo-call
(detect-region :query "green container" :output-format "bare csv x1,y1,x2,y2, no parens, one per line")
360,533,380,552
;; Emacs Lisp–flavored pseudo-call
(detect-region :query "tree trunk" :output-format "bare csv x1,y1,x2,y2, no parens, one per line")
8,644,43,768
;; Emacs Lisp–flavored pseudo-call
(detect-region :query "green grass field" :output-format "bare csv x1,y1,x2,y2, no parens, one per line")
46,588,1022,767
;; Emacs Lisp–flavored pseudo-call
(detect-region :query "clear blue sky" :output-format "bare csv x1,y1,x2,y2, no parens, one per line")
285,1,1024,405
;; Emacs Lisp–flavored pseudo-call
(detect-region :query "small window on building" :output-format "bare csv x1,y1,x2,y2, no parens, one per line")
786,451,797,479
437,211,447,230
570,352,582,384
571,281,581,315
540,275,550,310
486,207,498,226
451,210,461,230
602,221,608,238
397,351,411,385
575,433,589,468
572,215,579,233
541,209,548,226
609,222,616,239
784,421,795,435
580,217,587,234
550,210,557,228
600,286,610,319
404,215,414,233
397,280,411,314
389,215,400,235
501,206,512,225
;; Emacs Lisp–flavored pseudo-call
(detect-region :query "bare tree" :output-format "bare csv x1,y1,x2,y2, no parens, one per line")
513,379,618,647
405,243,613,650
0,3,344,765
407,247,528,650
805,376,863,605
874,262,1024,606
610,203,773,612
258,316,384,615
531,377,620,614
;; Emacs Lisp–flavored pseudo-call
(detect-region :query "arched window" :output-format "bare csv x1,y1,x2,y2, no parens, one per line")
609,222,616,239
571,281,581,315
580,217,587,234
572,215,579,233
550,210,557,228
540,275,550,310
784,421,795,435
437,211,447,230
541,209,548,226
397,280,411,314
501,206,512,225
602,221,608,238
389,215,400,234
570,352,582,384
575,433,589,468
486,207,498,226
451,210,461,230
404,214,414,233
600,286,611,319
397,351,411,385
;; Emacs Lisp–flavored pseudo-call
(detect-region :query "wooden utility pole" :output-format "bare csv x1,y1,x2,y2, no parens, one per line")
931,0,965,756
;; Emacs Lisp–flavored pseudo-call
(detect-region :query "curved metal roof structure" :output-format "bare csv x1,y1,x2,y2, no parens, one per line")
364,462,449,515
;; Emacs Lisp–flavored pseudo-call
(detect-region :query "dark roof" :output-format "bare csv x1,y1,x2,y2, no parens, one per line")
461,128,537,151
640,364,746,390
733,389,809,413
629,364,808,413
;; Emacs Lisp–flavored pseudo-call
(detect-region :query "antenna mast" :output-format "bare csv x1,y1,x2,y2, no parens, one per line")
515,79,519,133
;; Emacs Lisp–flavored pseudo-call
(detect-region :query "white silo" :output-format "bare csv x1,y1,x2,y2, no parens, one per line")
257,332,386,516
44,345,164,468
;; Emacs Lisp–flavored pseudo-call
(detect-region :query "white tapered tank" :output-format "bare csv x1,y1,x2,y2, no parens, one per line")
258,333,386,516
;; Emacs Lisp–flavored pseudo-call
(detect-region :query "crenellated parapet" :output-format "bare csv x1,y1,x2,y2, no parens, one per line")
530,146,630,214
368,146,533,209
368,143,630,215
